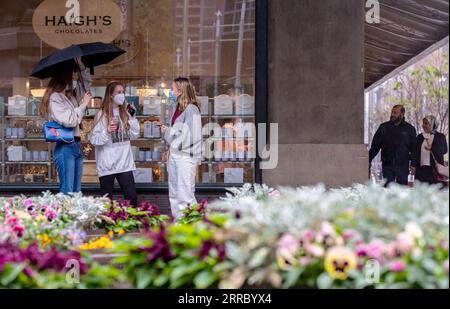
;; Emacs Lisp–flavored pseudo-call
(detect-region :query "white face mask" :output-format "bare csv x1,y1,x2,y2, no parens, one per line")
72,80,78,89
113,93,125,105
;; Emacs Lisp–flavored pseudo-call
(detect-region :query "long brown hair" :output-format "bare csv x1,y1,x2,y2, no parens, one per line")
98,81,130,131
173,77,199,112
39,63,76,119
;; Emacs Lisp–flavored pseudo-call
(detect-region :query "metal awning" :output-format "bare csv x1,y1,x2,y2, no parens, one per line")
365,0,449,89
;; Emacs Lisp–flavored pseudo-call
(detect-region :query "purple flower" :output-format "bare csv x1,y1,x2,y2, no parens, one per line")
139,201,161,216
234,210,241,220
390,260,406,273
1,242,88,276
198,241,226,262
140,227,173,263
23,266,33,277
198,200,208,213
104,202,129,221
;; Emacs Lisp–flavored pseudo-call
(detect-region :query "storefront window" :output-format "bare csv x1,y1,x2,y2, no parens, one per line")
0,0,256,186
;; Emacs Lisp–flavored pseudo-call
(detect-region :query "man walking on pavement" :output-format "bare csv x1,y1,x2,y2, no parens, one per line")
369,105,417,187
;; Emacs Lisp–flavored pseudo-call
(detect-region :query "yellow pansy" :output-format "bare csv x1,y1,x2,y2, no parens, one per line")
79,236,113,250
38,233,52,247
324,246,357,280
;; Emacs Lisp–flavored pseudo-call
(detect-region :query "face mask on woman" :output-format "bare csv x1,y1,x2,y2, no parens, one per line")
113,93,126,105
168,90,178,101
66,80,78,91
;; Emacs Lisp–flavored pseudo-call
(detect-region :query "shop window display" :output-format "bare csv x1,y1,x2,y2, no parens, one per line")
0,0,256,187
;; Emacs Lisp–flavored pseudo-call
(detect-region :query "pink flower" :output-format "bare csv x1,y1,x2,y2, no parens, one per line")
269,190,281,198
356,243,369,257
54,202,62,212
440,240,449,250
6,217,20,226
305,243,325,258
278,234,299,258
396,233,415,254
390,260,406,273
23,199,36,212
367,240,385,261
343,230,359,242
299,257,311,267
320,222,335,236
301,229,315,243
45,209,58,222
356,240,386,263
13,224,25,238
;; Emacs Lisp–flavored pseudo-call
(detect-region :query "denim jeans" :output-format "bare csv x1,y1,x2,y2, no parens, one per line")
54,140,83,195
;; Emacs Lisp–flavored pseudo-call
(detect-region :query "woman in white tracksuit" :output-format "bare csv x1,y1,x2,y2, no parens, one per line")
90,81,140,206
161,77,202,219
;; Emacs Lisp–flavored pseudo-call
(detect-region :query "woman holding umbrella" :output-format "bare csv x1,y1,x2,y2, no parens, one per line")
39,57,92,194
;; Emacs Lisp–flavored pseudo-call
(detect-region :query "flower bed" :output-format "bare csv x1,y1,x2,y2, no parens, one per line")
1,183,448,289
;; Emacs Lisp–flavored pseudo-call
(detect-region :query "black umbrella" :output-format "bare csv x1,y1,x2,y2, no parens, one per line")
30,42,125,79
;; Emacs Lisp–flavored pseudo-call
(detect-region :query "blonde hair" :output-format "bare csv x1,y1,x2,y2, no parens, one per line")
173,77,199,112
97,81,130,130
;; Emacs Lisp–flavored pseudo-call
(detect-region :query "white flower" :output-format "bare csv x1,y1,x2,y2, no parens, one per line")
405,222,423,240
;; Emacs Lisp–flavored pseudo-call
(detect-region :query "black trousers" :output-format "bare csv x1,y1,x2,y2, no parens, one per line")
417,166,438,184
382,164,409,187
99,171,138,207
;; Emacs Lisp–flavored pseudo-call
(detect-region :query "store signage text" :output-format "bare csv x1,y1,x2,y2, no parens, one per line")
32,0,123,49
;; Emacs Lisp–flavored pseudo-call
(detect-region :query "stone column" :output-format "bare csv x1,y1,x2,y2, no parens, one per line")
263,0,368,187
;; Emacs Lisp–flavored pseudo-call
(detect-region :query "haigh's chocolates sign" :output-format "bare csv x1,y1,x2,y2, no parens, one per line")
32,0,123,49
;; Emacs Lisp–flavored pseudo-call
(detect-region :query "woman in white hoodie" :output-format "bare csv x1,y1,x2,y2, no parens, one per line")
90,81,140,206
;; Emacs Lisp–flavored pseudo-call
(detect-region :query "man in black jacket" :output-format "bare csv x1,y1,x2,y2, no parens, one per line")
369,105,417,186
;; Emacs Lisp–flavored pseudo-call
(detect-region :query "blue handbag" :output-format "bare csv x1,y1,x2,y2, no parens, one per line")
44,122,75,143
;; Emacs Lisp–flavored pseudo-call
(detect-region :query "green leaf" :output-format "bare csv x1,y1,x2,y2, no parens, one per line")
153,273,170,287
136,270,153,289
170,265,190,282
317,272,334,289
193,270,217,289
282,268,303,288
1,263,26,286
248,247,269,269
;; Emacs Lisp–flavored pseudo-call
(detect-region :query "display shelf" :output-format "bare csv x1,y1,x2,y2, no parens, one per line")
136,115,162,118
2,138,46,142
132,138,163,141
211,115,255,118
1,94,256,186
3,162,50,165
4,115,42,119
